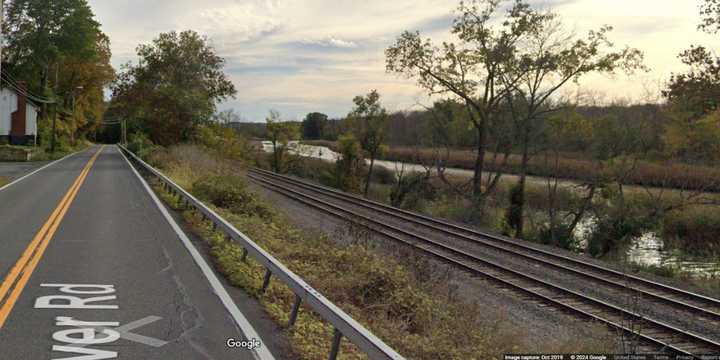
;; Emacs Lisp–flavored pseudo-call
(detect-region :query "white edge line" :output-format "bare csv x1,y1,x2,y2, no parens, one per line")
116,146,276,360
0,148,86,192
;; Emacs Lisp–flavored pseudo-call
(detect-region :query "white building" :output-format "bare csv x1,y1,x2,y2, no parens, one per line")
0,86,39,145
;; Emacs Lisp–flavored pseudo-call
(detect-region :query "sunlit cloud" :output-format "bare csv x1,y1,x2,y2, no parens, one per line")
88,0,719,121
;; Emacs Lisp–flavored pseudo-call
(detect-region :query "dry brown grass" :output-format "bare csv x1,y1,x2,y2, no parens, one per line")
302,141,720,193
152,144,618,359
383,146,720,192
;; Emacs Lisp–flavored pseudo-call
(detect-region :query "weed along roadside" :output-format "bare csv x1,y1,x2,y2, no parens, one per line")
136,143,617,359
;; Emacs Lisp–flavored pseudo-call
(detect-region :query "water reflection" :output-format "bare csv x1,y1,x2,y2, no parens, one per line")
626,232,720,277
575,217,719,278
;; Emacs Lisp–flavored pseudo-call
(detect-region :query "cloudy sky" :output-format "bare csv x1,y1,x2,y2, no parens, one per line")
87,0,719,122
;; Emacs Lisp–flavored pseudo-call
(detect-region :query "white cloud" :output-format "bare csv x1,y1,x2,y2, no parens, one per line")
300,37,359,48
88,0,720,121
195,4,282,43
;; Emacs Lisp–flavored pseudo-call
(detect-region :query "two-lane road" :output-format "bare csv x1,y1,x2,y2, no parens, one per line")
0,145,278,359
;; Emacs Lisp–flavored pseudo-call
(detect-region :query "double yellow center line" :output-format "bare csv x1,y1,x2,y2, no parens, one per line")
0,146,104,328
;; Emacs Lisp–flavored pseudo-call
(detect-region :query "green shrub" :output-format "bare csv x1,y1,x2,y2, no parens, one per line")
587,214,649,257
629,262,678,278
192,175,273,219
370,165,396,185
536,221,578,250
127,132,158,159
389,172,435,209
663,207,720,256
504,182,523,236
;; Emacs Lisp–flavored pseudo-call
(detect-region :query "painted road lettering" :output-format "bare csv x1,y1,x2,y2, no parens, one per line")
36,283,120,360
35,284,118,310
50,346,117,360
35,283,168,359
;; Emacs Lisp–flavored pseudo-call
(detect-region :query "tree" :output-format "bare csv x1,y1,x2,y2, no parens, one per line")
534,107,596,249
57,33,115,145
665,1,720,116
266,110,300,173
664,46,719,116
111,30,236,145
301,112,328,140
335,133,362,192
501,11,645,237
346,90,388,197
213,109,241,124
663,109,720,163
3,0,115,145
387,0,644,227
386,0,558,206
700,0,720,33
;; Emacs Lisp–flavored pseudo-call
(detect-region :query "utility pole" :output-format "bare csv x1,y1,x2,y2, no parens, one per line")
1,0,4,78
121,119,127,144
50,102,57,152
70,86,83,145
50,65,59,153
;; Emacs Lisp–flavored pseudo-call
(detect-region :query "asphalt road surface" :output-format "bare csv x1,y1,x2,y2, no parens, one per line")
0,145,280,360
0,160,51,182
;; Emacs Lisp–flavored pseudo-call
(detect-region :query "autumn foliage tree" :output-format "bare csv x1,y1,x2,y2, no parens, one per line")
3,0,115,144
663,0,720,164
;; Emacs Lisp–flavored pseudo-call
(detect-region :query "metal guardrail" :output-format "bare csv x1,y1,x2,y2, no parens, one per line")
118,144,405,360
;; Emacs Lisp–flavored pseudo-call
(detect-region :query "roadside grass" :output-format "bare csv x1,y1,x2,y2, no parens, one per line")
149,144,616,359
0,176,8,187
29,140,93,161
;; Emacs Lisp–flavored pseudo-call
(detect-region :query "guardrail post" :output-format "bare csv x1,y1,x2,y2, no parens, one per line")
328,328,343,360
261,268,272,293
288,294,302,327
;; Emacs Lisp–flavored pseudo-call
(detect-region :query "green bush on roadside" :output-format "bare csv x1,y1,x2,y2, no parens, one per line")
127,132,158,159
192,175,273,220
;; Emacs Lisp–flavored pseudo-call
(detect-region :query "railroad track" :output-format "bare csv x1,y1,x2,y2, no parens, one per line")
248,168,720,356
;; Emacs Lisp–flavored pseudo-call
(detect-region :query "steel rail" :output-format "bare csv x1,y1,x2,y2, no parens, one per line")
118,145,405,360
248,169,720,356
249,168,720,320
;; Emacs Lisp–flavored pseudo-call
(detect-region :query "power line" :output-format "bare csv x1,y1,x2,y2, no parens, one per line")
0,72,54,102
0,72,55,104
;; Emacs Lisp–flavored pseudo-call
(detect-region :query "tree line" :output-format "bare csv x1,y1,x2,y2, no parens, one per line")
2,0,115,150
